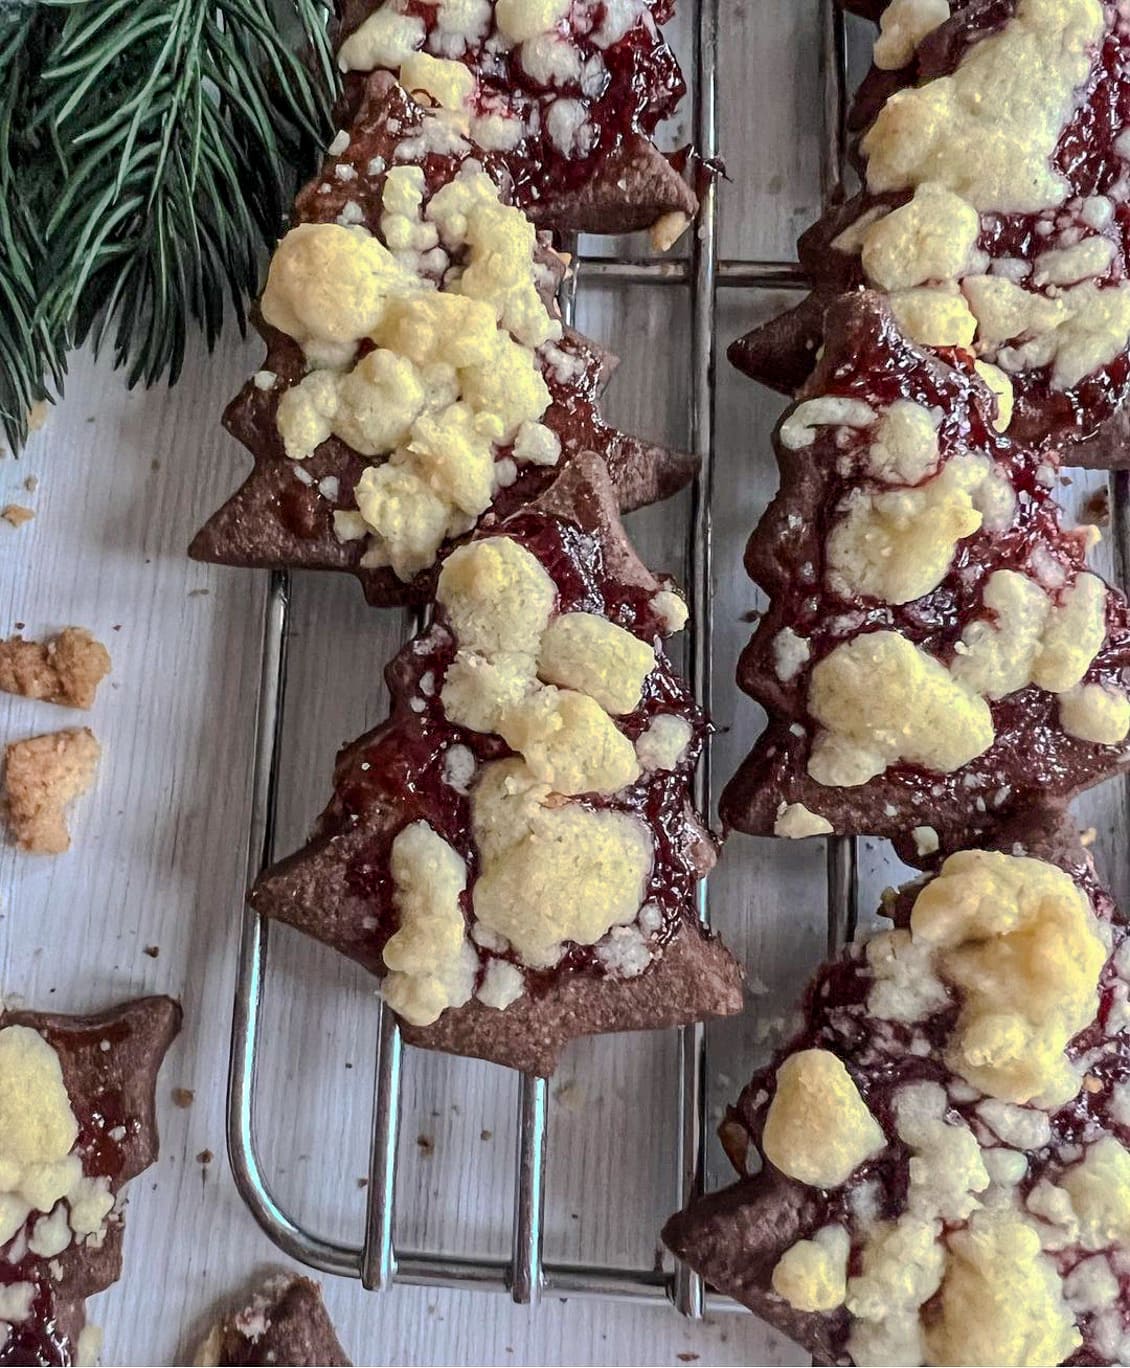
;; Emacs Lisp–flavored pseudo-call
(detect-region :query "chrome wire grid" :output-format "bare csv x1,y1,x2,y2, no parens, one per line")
226,0,853,1316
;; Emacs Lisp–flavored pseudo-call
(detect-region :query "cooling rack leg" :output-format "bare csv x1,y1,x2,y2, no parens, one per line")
511,1074,548,1304
226,570,346,1266
825,839,858,954
672,0,720,1322
501,230,582,1311
360,606,422,1291
227,573,291,1212
361,1003,404,1290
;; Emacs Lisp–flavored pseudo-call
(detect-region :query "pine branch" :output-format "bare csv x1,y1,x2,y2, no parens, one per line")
0,5,68,452
0,0,338,450
37,0,338,388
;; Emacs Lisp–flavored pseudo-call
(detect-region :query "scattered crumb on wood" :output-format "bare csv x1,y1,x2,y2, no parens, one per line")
1081,487,1111,526
143,945,159,958
677,1354,700,1363
171,1088,195,1108
416,1134,434,1157
27,401,48,433
187,588,210,598
1081,826,1097,847
2,505,34,528
357,1177,368,1189
0,628,111,709
3,728,101,854
196,1149,213,1165
23,475,37,494
479,1129,492,1142
553,1079,585,1112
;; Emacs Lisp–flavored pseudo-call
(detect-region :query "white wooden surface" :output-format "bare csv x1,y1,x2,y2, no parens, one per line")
3,1,1129,1364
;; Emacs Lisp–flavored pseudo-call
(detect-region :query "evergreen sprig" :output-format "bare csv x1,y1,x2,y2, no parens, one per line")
0,0,338,451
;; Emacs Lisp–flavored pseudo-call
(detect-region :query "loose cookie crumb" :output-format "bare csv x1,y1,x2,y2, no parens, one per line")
2,505,34,528
0,627,111,709
3,727,101,853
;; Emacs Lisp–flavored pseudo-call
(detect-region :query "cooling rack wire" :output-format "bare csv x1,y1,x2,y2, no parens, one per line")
226,0,860,1318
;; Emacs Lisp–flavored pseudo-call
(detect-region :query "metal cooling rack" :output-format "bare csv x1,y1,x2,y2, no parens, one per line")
226,0,855,1317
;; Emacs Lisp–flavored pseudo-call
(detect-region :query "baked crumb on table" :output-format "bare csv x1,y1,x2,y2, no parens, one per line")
1,504,35,528
0,627,111,709
3,727,101,853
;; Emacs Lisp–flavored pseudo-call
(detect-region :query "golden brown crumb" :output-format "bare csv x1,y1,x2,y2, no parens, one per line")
27,401,48,433
1,505,34,528
0,628,111,709
650,210,691,253
3,728,101,854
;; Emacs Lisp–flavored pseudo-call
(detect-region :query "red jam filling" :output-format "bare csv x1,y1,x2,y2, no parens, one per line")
383,1,685,204
329,510,708,998
721,873,1128,1363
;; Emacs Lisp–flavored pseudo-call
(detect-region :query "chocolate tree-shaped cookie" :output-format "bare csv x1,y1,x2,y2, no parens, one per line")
195,1275,350,1367
190,74,694,607
721,293,1130,856
664,815,1130,1366
332,0,698,238
253,453,742,1074
0,995,180,1366
731,0,1130,466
